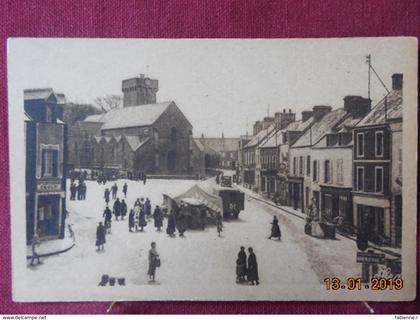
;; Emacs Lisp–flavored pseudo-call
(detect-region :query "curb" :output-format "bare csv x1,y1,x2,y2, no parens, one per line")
27,242,75,260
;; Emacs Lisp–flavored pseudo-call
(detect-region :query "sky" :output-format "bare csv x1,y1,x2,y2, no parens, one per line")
8,38,413,137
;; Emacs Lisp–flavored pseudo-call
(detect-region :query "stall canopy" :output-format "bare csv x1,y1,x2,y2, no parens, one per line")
163,184,223,213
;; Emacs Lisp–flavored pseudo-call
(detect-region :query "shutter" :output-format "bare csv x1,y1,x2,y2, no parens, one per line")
52,150,58,177
41,150,46,176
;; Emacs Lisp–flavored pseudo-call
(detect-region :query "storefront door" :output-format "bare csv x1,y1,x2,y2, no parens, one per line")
37,195,60,237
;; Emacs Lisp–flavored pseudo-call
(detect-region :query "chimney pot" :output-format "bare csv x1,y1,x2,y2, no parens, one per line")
301,110,314,122
283,108,286,113
392,73,403,90
343,96,371,118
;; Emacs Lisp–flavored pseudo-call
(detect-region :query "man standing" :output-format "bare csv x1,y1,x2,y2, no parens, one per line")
113,198,121,221
96,222,106,251
153,205,164,231
247,247,259,285
103,206,112,232
111,183,118,200
120,199,127,220
104,188,110,205
122,182,128,198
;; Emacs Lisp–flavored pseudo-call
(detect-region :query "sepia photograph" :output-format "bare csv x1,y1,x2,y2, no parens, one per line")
7,37,417,302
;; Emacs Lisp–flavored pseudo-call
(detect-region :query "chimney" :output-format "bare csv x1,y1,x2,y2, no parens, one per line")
301,110,313,122
274,110,296,130
392,73,403,91
312,105,332,121
253,120,262,135
262,117,274,130
343,96,371,118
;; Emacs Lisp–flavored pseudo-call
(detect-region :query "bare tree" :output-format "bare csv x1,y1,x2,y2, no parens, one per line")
94,95,122,112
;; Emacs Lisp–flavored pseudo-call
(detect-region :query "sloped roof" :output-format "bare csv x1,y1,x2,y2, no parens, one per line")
199,137,240,153
24,88,66,103
24,112,33,122
84,114,105,122
99,101,173,130
260,119,312,149
193,139,205,152
125,136,150,151
244,124,276,148
292,108,347,148
356,90,402,127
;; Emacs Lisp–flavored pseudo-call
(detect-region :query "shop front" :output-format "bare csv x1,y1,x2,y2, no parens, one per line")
288,177,304,212
320,186,352,223
353,194,390,246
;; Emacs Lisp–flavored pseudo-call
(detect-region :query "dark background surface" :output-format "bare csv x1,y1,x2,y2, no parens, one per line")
0,0,418,314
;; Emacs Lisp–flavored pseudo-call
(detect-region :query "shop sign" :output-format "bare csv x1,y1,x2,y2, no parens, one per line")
37,181,62,193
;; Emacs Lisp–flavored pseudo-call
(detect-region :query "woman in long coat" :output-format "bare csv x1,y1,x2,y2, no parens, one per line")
269,216,281,240
104,188,110,205
145,198,152,219
147,242,159,281
153,206,164,231
139,208,147,231
120,199,127,220
236,246,247,283
128,209,135,232
247,247,259,285
166,209,176,237
176,206,187,237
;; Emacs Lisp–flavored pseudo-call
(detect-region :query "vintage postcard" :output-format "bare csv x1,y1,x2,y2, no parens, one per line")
7,37,417,301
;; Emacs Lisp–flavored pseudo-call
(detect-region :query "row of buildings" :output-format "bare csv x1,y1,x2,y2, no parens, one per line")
239,73,403,248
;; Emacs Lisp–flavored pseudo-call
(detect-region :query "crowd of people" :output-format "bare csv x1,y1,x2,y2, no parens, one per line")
70,179,87,201
92,179,282,285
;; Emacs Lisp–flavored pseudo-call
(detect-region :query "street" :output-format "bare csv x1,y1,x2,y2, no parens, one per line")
25,178,362,301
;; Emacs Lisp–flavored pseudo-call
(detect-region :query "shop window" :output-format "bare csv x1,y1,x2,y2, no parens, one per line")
375,167,383,193
41,149,58,177
375,131,384,157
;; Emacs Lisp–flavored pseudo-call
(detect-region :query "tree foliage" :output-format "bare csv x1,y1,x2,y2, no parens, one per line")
63,102,102,125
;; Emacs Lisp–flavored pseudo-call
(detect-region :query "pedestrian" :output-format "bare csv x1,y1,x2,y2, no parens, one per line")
247,247,259,285
70,182,76,200
236,246,247,283
111,183,118,200
134,199,141,232
166,209,176,237
143,173,147,185
103,206,112,232
30,230,41,266
121,199,127,220
153,205,164,231
96,222,106,251
216,173,220,184
139,208,147,231
176,203,187,237
81,181,87,200
104,188,110,205
77,182,83,200
113,198,121,221
145,198,152,220
268,216,281,240
128,209,135,232
123,182,128,198
147,242,160,282
216,212,223,237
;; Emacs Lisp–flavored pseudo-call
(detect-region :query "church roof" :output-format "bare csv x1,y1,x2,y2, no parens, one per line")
99,101,173,130
24,88,66,103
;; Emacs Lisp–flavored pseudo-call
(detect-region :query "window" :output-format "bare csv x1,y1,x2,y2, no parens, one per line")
398,148,402,176
375,131,384,157
324,160,331,183
299,156,303,175
170,127,177,143
357,133,364,157
45,105,53,122
293,157,297,175
313,160,318,181
41,149,58,177
306,156,311,176
336,159,343,184
375,167,383,193
356,166,364,191
283,133,288,143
